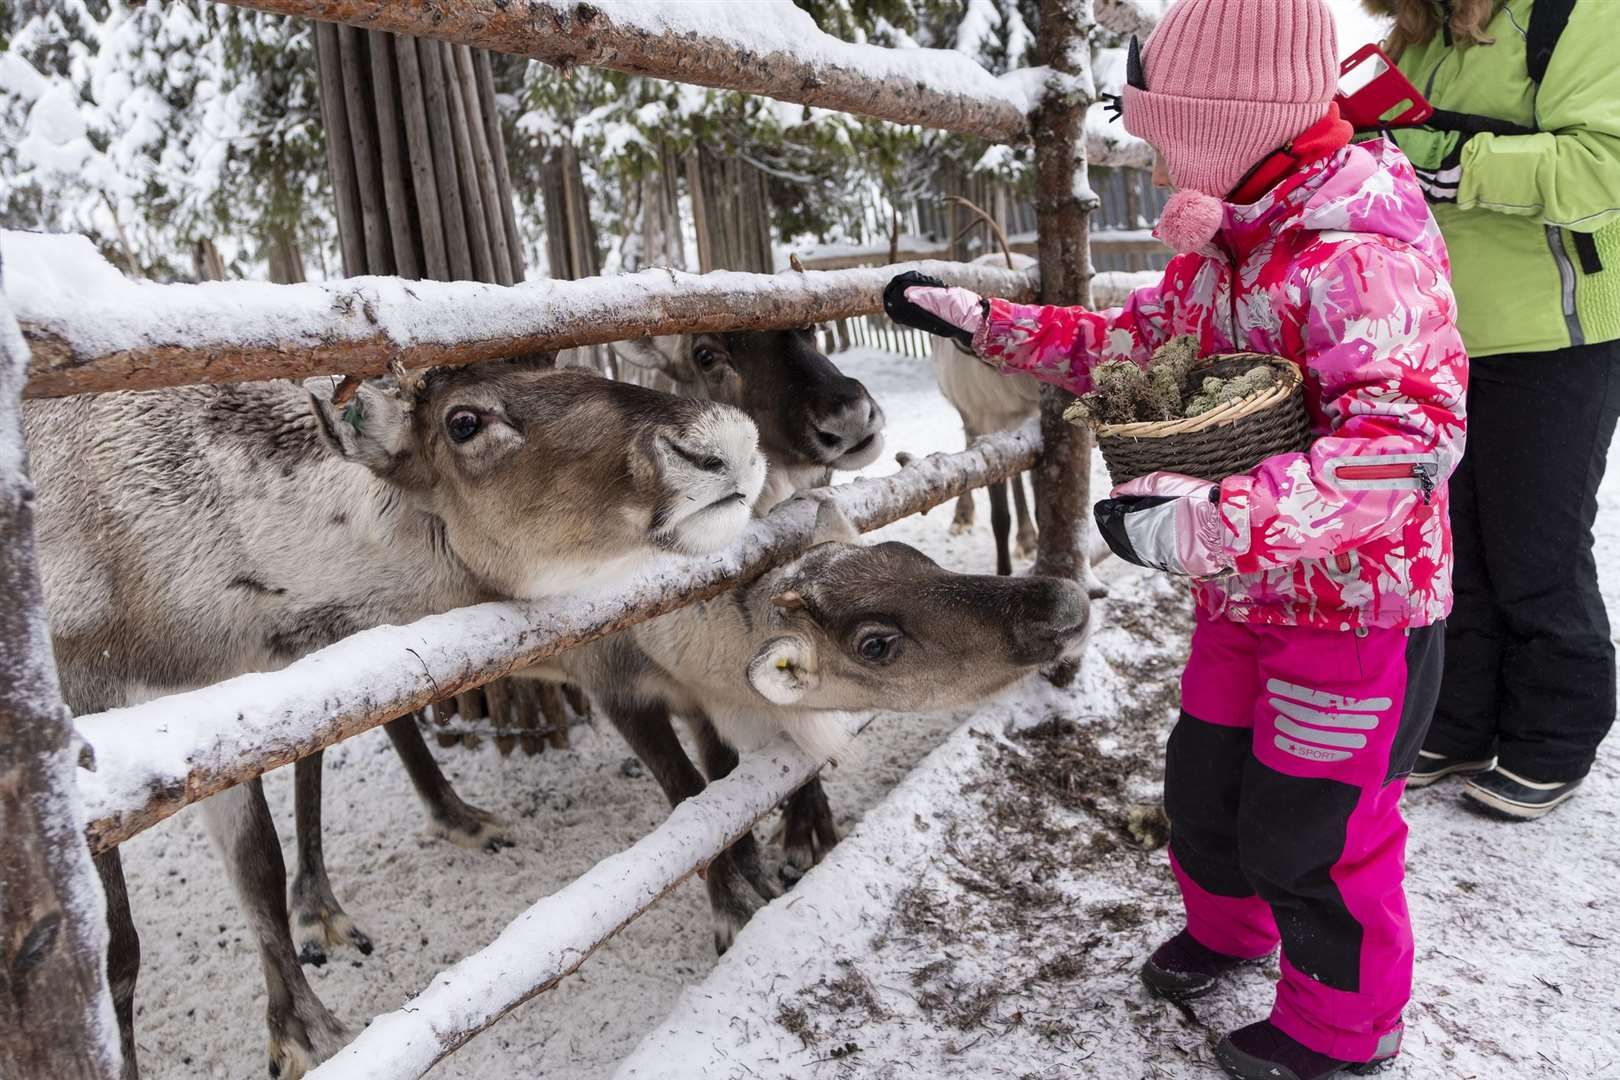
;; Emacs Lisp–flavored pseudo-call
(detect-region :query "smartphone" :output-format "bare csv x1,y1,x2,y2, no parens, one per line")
1335,44,1434,130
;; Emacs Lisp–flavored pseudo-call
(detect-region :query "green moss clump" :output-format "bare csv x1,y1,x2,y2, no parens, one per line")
1185,366,1277,417
1065,334,1277,426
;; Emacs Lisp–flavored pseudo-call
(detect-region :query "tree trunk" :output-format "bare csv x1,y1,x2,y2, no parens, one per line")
264,227,307,284
0,274,121,1080
1030,0,1097,610
191,238,226,282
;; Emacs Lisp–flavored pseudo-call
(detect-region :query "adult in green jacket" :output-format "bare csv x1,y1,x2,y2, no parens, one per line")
1369,0,1620,819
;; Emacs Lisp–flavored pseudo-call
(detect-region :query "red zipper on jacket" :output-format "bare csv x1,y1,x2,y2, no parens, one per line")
1337,462,1438,503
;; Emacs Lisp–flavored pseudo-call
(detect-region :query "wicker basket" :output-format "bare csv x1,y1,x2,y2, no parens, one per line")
1075,353,1312,487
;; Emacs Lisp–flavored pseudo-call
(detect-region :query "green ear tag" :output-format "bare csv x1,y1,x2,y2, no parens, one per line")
341,400,365,434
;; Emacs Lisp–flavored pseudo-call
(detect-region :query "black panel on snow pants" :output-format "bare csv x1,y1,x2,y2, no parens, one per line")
1166,626,1443,994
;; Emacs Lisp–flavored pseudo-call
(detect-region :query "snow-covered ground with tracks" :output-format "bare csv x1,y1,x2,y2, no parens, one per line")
121,345,1619,1079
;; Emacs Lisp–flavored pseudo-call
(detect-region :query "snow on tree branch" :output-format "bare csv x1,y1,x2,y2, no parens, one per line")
76,422,1040,853
6,231,1039,398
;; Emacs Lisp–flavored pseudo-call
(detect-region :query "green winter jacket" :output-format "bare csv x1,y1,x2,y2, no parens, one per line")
1379,0,1620,356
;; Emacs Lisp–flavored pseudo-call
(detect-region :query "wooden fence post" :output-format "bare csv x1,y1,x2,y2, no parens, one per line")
0,274,120,1079
1031,0,1098,602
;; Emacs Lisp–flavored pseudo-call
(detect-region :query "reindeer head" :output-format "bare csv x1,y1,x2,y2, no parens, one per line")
616,330,885,475
308,359,765,598
744,502,1090,716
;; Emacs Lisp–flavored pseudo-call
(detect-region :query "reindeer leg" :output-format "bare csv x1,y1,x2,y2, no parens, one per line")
988,474,1014,576
601,694,760,954
202,781,349,1080
562,682,592,719
689,714,782,904
96,849,141,1080
779,779,840,885
950,423,978,534
289,754,373,966
383,715,513,851
1012,468,1039,559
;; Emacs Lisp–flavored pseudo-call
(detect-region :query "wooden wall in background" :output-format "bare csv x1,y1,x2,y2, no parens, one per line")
314,23,524,283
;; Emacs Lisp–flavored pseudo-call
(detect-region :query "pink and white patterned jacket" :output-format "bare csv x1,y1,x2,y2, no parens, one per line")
977,141,1468,630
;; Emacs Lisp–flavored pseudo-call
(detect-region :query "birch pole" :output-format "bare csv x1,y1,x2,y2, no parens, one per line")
1030,0,1098,610
0,276,120,1079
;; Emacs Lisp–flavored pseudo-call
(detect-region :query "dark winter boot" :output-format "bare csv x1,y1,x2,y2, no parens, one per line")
1406,748,1496,789
1462,767,1583,820
1138,930,1251,1001
1215,1021,1394,1080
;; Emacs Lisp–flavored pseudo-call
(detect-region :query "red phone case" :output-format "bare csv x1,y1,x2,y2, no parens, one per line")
1335,43,1434,130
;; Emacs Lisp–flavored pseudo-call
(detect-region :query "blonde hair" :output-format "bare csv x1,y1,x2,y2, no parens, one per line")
1371,0,1497,58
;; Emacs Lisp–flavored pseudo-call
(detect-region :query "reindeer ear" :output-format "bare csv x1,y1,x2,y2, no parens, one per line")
810,498,861,545
308,380,412,473
746,635,821,706
612,337,684,380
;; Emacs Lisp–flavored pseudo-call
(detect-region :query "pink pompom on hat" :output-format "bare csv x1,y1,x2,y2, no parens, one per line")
1122,0,1340,200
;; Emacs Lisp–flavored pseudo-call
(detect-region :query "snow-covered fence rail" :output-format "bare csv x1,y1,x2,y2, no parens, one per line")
16,246,1036,398
308,721,870,1080
75,424,1040,854
214,0,1034,142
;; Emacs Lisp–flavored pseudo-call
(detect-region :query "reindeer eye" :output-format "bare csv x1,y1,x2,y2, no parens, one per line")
856,631,900,663
693,346,721,370
446,409,481,443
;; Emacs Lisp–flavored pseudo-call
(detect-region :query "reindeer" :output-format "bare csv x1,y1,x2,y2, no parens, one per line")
931,252,1041,576
524,497,1091,950
612,329,884,880
283,329,885,959
27,359,766,1080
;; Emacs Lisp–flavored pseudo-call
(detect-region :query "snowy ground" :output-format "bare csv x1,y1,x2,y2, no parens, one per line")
117,345,1114,1078
120,344,1620,1080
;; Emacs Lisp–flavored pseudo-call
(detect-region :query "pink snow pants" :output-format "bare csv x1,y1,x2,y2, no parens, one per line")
1168,611,1443,1062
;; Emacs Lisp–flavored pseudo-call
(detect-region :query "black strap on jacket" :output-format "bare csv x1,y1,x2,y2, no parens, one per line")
1527,0,1578,86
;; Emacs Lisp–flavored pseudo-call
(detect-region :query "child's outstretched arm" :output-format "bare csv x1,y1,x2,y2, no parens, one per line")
883,266,1177,395
1218,242,1468,574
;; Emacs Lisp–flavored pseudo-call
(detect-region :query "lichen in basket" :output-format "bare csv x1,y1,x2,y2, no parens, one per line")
1066,335,1278,426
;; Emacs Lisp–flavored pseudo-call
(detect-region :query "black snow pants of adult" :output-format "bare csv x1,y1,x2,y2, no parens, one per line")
1426,341,1620,782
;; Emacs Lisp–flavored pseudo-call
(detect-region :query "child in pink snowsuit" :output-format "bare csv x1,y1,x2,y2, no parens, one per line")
885,1,1467,1077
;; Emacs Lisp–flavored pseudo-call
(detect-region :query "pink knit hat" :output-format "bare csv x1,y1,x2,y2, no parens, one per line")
1123,0,1340,199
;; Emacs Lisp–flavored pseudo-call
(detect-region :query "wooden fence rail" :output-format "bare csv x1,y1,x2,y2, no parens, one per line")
213,0,1035,142
17,254,1038,398
308,719,871,1079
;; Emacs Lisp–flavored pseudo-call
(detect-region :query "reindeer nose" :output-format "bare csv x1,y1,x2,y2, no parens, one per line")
810,383,885,466
1008,579,1091,664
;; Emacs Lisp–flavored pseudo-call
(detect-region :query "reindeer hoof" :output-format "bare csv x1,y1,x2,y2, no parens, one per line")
1016,531,1039,560
292,892,373,963
948,517,975,536
428,803,514,851
267,1007,349,1080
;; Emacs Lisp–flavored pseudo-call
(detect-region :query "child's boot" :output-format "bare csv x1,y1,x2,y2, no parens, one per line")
1215,1021,1395,1079
1139,930,1250,1000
